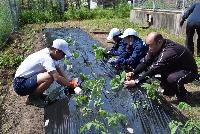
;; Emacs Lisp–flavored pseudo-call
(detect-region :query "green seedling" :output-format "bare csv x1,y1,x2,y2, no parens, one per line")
92,44,106,60
72,50,79,59
141,80,159,100
80,119,107,134
110,71,126,91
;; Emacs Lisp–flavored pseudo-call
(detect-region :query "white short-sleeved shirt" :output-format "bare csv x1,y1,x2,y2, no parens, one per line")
15,48,57,78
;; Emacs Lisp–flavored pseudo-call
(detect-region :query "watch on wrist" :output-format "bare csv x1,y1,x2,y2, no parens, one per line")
135,79,139,84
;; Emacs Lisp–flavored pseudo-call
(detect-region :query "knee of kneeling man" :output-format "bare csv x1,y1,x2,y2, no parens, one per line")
167,76,178,84
47,76,54,83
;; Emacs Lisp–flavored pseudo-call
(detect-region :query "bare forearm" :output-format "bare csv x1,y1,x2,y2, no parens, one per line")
56,65,69,81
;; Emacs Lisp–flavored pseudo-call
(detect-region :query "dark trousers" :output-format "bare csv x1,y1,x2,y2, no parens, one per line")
160,70,197,98
186,24,200,56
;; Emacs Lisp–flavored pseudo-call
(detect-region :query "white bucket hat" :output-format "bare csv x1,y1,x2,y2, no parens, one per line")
120,28,137,38
107,28,121,41
52,39,72,58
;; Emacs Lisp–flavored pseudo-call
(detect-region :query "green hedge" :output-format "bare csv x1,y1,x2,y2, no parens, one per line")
19,3,131,24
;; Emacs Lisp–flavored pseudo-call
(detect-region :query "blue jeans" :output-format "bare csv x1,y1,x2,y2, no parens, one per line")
13,74,38,96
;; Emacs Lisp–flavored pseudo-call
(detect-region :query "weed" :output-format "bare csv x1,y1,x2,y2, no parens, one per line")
169,102,200,134
0,49,24,69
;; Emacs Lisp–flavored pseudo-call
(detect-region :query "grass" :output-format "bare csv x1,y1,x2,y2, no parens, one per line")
54,18,185,44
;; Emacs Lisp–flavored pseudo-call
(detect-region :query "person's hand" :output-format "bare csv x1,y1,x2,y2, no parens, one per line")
106,50,111,55
67,80,78,88
124,80,136,88
180,20,184,27
114,64,121,70
126,72,134,80
104,50,112,59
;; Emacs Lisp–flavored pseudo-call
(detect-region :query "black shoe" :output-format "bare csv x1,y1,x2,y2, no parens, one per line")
26,95,48,108
176,92,191,103
40,94,48,101
163,89,176,96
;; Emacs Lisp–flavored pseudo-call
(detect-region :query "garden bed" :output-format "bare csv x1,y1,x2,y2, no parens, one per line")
43,28,186,134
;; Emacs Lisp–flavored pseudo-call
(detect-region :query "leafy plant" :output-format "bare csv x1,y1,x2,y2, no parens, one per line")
92,44,106,60
65,36,75,45
107,113,128,128
80,73,89,81
169,120,183,134
63,57,69,65
110,71,126,91
73,94,89,107
0,50,24,69
195,57,200,75
74,75,128,133
72,50,79,59
178,102,192,111
141,80,159,100
80,119,107,134
73,77,105,110
99,109,109,118
169,102,200,134
131,100,140,109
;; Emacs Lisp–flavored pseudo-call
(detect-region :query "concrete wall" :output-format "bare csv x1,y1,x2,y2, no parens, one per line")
130,8,186,37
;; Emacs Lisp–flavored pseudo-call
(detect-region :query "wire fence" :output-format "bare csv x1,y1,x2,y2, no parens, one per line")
0,0,15,45
132,0,200,10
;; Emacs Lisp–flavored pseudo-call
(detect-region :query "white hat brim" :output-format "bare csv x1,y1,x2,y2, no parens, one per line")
64,49,72,58
119,34,127,38
107,35,113,41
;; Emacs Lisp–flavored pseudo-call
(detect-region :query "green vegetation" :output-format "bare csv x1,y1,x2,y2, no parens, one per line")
20,3,131,25
0,25,36,69
0,4,13,45
70,18,185,45
195,57,200,67
110,71,126,91
92,44,106,60
141,80,160,100
0,50,24,69
169,102,200,134
73,75,128,133
64,3,131,20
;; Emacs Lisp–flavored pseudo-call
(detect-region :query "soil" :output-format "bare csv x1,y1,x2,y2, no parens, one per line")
0,22,110,134
0,31,46,134
0,21,200,134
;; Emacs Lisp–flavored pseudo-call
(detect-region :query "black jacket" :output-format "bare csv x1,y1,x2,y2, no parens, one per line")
182,2,200,26
134,39,198,83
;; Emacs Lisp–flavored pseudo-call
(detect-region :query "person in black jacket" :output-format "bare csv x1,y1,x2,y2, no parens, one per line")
124,32,198,102
180,2,200,56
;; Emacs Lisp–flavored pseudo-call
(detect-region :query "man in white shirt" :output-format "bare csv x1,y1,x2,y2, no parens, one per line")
13,39,78,107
